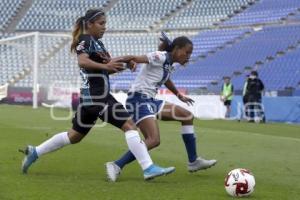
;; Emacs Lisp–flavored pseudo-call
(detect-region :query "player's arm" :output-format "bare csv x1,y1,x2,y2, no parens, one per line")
111,55,149,64
78,53,124,73
113,52,167,72
75,35,124,73
164,78,194,106
109,55,149,72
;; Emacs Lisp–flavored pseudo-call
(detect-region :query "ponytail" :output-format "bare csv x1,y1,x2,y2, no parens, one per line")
160,40,172,52
159,31,172,52
70,16,85,53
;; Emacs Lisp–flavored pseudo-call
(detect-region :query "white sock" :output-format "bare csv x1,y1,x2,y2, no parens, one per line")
181,125,195,135
125,130,153,170
36,132,71,157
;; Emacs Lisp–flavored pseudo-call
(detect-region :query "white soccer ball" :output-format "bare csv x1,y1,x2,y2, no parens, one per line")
224,168,256,197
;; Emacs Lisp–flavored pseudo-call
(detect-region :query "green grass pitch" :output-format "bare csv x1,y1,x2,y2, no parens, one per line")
0,104,299,200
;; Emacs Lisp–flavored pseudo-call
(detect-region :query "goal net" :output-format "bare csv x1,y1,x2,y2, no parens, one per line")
0,32,79,108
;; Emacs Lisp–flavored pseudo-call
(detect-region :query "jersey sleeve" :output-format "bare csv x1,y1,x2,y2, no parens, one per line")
146,51,166,67
76,35,92,55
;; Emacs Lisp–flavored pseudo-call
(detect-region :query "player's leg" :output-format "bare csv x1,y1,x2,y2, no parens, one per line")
258,99,266,123
158,102,217,172
21,105,98,174
248,101,255,122
103,95,174,181
226,101,231,118
223,100,231,118
21,129,87,174
106,118,174,181
113,116,160,170
107,94,161,170
107,93,159,171
121,119,174,180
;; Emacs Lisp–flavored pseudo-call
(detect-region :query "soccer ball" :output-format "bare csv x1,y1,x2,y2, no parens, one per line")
224,168,255,197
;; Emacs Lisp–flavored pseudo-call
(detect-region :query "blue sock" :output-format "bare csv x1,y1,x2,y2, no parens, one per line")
115,150,136,169
182,134,197,162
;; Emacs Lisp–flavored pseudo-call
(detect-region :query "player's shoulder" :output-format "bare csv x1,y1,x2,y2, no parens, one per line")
147,51,167,62
75,34,93,54
153,51,167,56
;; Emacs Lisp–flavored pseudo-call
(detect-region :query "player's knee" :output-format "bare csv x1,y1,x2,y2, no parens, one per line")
181,110,194,124
148,137,160,149
121,120,137,132
68,132,84,144
70,137,82,144
153,137,160,148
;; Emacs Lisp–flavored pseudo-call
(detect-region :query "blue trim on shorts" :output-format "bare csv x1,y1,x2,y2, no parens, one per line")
126,92,164,124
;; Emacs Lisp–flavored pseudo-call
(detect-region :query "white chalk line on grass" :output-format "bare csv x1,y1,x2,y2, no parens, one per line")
201,127,300,142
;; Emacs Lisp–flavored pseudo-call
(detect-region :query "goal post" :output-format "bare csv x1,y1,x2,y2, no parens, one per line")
32,32,39,109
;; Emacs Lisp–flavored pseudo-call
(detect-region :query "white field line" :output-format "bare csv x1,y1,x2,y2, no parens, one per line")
201,127,300,142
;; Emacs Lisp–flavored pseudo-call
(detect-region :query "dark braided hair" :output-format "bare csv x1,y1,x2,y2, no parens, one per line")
161,36,193,52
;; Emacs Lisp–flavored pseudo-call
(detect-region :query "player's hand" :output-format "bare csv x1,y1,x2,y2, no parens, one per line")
177,93,194,106
106,60,125,72
102,57,111,64
127,60,137,72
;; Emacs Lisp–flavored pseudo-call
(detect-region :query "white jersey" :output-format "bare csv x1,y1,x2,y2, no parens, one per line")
129,51,175,98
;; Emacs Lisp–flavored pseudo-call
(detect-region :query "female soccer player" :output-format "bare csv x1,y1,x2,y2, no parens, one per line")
21,9,175,181
106,33,217,181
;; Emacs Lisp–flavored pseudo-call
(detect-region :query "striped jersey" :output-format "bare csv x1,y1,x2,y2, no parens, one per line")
129,51,174,98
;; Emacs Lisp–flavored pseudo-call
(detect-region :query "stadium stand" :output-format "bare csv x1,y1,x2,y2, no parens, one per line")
223,0,300,26
102,33,158,56
172,24,300,92
163,0,253,29
189,28,252,60
16,0,108,31
231,45,300,91
107,0,184,31
0,0,299,95
287,11,300,22
0,0,24,32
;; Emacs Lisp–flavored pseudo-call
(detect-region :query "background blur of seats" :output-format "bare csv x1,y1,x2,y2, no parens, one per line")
0,0,300,96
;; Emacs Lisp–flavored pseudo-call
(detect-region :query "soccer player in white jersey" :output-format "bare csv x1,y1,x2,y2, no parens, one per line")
106,33,217,182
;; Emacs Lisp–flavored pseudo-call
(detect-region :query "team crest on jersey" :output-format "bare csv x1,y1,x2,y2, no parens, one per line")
76,41,85,51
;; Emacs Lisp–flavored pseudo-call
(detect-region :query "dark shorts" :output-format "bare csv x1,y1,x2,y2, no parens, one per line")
72,94,130,135
224,100,232,106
